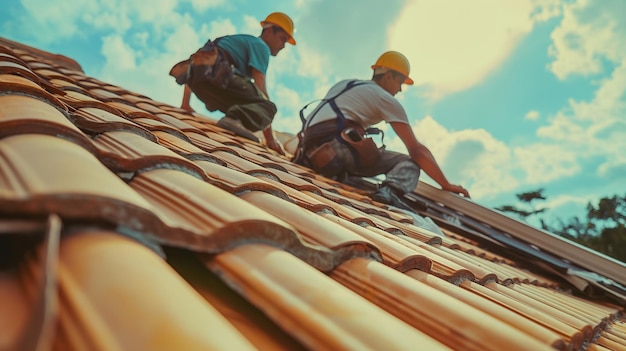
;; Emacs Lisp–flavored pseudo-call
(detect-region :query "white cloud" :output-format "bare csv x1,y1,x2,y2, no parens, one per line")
525,110,540,120
514,143,581,183
101,35,137,71
207,18,238,38
18,0,98,41
388,0,539,100
184,0,226,13
382,116,521,198
548,0,626,80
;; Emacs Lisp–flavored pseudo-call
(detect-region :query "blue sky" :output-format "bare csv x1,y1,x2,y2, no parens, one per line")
2,0,625,227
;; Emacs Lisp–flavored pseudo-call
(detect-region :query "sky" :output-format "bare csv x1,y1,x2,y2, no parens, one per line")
2,0,625,228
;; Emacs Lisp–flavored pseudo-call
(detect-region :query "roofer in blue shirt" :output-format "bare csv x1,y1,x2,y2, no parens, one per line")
176,12,296,155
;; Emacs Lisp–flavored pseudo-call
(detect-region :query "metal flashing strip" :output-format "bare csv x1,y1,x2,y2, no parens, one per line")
413,182,626,288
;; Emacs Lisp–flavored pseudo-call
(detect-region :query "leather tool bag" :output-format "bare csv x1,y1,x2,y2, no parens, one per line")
340,127,382,168
169,39,233,88
307,142,338,172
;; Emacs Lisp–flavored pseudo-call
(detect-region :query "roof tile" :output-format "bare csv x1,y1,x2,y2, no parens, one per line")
205,244,452,350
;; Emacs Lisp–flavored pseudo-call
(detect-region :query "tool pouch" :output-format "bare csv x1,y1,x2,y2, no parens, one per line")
169,39,233,88
306,142,343,177
340,127,382,168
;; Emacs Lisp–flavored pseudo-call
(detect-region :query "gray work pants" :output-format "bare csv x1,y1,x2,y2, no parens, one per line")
308,138,421,194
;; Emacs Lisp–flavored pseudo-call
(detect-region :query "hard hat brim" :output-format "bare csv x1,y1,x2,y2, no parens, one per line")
260,21,296,45
371,65,414,85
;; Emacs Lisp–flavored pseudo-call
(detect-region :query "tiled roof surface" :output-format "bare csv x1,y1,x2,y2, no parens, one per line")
1,36,626,350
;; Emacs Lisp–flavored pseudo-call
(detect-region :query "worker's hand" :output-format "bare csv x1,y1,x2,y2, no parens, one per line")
266,137,285,155
442,184,471,198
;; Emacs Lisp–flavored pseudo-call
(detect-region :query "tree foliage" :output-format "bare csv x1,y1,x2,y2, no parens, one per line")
497,190,626,263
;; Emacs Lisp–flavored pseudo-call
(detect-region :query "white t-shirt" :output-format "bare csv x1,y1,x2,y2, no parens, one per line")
305,79,409,129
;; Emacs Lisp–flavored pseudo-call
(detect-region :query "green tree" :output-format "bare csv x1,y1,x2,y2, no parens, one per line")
495,188,548,228
497,191,626,263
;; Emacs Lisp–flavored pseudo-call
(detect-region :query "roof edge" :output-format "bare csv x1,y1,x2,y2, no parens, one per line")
0,36,83,73
414,182,626,288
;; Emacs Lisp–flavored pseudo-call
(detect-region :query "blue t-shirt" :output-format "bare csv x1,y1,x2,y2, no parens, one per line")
217,34,270,77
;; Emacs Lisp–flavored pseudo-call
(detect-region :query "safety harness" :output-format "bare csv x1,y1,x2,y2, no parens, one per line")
292,80,385,165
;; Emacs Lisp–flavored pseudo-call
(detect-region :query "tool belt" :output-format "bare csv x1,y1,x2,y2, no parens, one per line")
169,38,233,89
302,120,382,172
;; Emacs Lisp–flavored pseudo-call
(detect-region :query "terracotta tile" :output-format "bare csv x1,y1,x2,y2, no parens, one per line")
57,231,257,350
0,60,41,82
400,236,498,283
186,131,234,153
153,113,204,133
321,212,432,272
134,119,190,143
49,78,86,93
210,150,280,179
195,160,288,197
331,258,554,351
373,214,444,242
405,269,567,350
69,107,155,138
0,73,67,111
118,93,154,105
26,61,55,69
92,131,207,180
58,90,123,115
253,176,336,213
230,147,293,173
0,271,31,350
205,244,452,350
0,52,28,67
0,134,155,226
239,191,381,268
88,88,126,103
165,247,307,350
320,190,408,222
252,166,324,193
487,283,594,334
301,190,378,227
33,68,67,80
595,336,624,350
133,102,168,115
183,118,219,133
156,109,196,122
462,280,586,348
75,79,101,89
152,130,207,155
205,130,241,145
439,247,518,283
0,95,93,151
106,101,155,120
512,284,610,325
128,168,323,256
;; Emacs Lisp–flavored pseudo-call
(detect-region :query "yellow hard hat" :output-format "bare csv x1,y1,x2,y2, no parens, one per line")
260,12,296,45
371,51,414,85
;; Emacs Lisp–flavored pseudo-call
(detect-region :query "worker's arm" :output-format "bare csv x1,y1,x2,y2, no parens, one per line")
251,68,285,155
390,122,470,198
180,84,195,112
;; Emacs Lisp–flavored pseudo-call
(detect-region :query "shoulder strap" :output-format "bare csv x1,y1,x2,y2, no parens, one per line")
298,80,369,133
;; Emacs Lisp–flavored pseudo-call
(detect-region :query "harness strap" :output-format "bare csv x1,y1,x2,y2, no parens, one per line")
295,80,385,168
